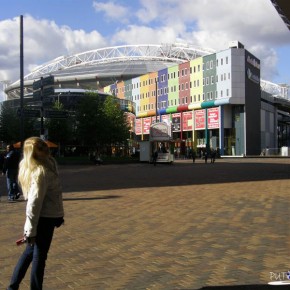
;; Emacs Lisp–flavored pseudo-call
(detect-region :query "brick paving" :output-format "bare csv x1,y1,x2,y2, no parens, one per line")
0,158,290,289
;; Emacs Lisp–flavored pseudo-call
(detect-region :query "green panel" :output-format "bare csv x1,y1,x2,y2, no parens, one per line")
201,101,215,108
166,106,178,113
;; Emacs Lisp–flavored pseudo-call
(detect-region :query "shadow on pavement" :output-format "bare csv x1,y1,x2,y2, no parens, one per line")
58,160,290,193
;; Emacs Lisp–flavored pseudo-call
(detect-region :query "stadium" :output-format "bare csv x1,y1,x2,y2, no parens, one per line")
3,42,290,157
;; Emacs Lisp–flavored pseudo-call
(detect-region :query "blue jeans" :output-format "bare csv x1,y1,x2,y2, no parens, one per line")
7,218,57,290
6,170,19,199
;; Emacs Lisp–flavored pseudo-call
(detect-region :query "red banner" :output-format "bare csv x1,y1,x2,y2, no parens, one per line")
143,117,151,134
135,119,142,135
195,109,205,130
207,107,219,129
182,111,193,131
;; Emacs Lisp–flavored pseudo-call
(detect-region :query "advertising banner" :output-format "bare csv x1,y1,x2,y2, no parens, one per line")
182,111,193,131
143,117,152,134
135,118,142,135
195,109,205,130
171,113,181,132
207,107,219,129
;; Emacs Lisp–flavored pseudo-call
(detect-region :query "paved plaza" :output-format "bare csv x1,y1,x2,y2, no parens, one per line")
0,158,290,289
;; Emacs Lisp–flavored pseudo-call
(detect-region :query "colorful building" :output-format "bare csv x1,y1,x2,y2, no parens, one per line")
103,42,262,156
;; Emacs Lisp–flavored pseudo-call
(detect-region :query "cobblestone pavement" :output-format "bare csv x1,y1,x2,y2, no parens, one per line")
0,158,290,289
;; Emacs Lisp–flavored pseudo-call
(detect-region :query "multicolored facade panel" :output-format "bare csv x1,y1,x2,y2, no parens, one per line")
179,62,191,108
148,72,158,117
189,58,203,109
167,65,179,110
158,68,168,115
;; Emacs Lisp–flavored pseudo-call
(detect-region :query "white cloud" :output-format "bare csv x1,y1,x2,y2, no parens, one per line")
92,1,129,23
0,15,107,85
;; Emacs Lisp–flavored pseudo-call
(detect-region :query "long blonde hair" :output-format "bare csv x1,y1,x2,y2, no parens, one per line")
18,137,56,199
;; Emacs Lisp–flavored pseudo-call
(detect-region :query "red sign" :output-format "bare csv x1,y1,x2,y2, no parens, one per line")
195,109,205,130
182,111,193,131
207,107,219,129
135,119,142,135
143,117,151,134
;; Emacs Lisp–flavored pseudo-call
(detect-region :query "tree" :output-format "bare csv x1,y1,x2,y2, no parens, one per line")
75,92,104,147
0,103,38,144
102,95,130,145
45,101,73,148
75,92,130,151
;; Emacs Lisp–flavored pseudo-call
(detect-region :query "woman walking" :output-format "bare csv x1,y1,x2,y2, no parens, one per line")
7,137,64,290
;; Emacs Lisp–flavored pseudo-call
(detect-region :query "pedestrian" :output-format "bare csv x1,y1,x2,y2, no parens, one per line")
204,150,208,163
210,148,216,163
152,150,158,166
2,144,21,201
192,149,196,163
7,137,64,290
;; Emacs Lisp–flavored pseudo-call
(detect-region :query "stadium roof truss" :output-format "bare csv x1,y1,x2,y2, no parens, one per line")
23,44,215,81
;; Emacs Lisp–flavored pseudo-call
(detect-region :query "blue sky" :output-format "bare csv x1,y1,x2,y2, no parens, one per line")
0,0,289,100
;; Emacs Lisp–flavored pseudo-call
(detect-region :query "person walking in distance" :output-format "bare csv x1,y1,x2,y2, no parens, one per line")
2,144,21,201
7,137,64,290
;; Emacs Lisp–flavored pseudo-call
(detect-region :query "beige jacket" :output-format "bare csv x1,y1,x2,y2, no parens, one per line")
24,159,64,237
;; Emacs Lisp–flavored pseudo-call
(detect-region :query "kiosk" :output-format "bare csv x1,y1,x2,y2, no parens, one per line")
139,122,174,163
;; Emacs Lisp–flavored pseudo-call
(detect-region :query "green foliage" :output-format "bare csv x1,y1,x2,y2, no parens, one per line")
0,93,131,150
45,101,73,145
75,92,130,148
0,103,38,143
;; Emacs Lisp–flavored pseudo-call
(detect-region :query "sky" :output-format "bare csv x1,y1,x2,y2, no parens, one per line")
0,0,290,101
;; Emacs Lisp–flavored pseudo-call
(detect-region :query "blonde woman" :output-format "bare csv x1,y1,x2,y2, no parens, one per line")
8,137,64,290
